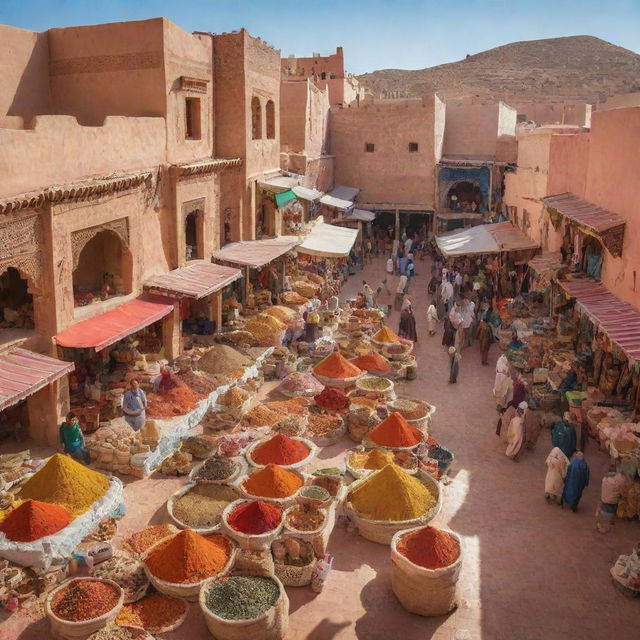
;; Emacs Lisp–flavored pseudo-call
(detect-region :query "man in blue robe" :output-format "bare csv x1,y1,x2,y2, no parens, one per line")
561,452,589,512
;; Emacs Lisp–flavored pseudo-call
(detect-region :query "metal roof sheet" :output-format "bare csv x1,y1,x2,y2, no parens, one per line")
144,262,241,299
329,185,360,201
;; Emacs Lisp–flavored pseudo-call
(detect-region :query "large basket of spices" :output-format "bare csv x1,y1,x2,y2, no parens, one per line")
245,434,317,471
383,341,413,362
215,386,251,418
390,526,463,616
167,483,242,532
123,524,179,559
237,464,305,507
305,411,346,447
312,352,364,389
355,375,395,400
272,538,316,587
362,412,424,451
388,398,435,433
351,352,393,378
283,504,329,539
222,499,284,551
115,592,188,634
275,372,325,398
344,464,441,545
88,624,155,640
142,530,236,601
346,448,418,479
92,551,149,604
199,572,289,640
189,456,247,485
370,325,401,348
45,577,124,637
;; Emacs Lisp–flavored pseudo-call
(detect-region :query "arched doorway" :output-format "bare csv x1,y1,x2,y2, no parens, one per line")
0,267,34,329
447,181,482,212
73,230,132,306
185,210,204,260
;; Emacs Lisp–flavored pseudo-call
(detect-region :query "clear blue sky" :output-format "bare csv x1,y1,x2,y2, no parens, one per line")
1,0,639,74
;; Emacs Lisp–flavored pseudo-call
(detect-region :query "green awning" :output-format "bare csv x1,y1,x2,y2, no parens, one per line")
274,190,297,208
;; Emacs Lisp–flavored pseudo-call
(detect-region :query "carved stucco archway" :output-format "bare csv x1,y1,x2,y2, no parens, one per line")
0,212,44,294
71,218,130,271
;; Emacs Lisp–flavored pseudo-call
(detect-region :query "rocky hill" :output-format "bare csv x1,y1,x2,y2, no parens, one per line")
357,36,640,103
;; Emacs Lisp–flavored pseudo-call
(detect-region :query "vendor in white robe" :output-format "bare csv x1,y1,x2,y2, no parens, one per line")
545,446,569,503
506,401,527,461
427,303,439,336
493,353,511,409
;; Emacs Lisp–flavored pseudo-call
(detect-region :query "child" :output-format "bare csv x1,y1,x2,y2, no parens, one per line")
59,412,90,465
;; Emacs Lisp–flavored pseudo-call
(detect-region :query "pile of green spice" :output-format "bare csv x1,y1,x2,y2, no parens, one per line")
204,576,279,620
51,579,120,621
89,625,149,640
194,457,238,482
299,485,330,501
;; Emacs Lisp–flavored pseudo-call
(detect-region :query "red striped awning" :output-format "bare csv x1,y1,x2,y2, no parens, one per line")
558,279,640,361
55,298,174,351
0,349,75,411
144,262,241,299
543,193,625,232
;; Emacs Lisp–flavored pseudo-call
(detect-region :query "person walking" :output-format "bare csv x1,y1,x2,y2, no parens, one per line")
122,379,147,431
398,295,418,342
552,416,577,459
427,303,439,336
493,353,511,409
440,278,454,313
505,401,528,462
363,281,374,308
561,452,590,512
477,319,493,365
448,346,461,383
442,314,456,348
376,279,393,316
394,275,408,311
545,446,569,504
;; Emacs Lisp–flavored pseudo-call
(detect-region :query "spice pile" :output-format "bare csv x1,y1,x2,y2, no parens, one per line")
306,412,343,437
51,579,120,621
181,435,217,459
372,326,400,344
192,457,238,482
357,376,392,392
116,592,187,633
314,352,362,379
145,530,232,583
124,524,177,556
277,372,325,397
390,398,429,421
239,404,281,428
351,352,392,373
175,370,218,395
92,552,148,602
89,625,150,640
159,451,192,476
242,464,303,499
0,499,70,542
251,434,310,466
227,500,282,535
349,464,435,521
146,386,205,418
243,313,286,344
397,526,460,569
19,453,109,517
314,387,349,410
202,410,238,434
217,386,249,409
204,575,280,620
198,344,253,379
264,398,310,416
349,449,395,471
367,412,422,448
172,484,238,529
286,505,325,532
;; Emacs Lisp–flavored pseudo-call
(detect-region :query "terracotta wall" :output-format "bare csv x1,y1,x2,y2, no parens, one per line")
48,19,166,125
547,132,590,197
0,26,51,124
281,48,344,79
442,102,502,158
280,81,308,153
330,96,441,208
509,100,591,127
599,93,640,110
0,115,166,197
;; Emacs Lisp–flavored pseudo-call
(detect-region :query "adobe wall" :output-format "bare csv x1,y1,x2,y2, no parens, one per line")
280,81,308,153
0,115,166,197
163,22,214,164
509,100,591,127
281,48,344,79
48,18,166,125
442,102,501,158
0,25,51,123
330,97,439,208
303,156,334,193
548,132,590,197
599,93,640,110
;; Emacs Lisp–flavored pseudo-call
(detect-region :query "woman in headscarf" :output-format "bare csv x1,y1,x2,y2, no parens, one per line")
398,295,418,342
448,346,461,383
505,401,528,462
545,447,569,504
441,313,456,348
394,275,408,311
362,281,374,308
477,319,493,366
427,303,439,336
561,452,590,512
493,353,511,409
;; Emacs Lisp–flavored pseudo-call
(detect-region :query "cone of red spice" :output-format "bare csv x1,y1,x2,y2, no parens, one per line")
227,500,282,535
0,499,71,542
314,387,349,410
314,352,362,379
145,530,232,584
367,412,423,447
351,353,392,373
396,526,460,570
251,434,310,466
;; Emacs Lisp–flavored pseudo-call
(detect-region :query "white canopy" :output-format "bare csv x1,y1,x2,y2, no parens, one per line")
330,185,360,201
436,225,498,256
297,222,358,258
345,208,376,222
292,185,323,201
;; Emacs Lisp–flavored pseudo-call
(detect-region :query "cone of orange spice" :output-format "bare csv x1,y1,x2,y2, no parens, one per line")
367,412,422,448
372,326,400,344
314,352,362,379
242,464,303,498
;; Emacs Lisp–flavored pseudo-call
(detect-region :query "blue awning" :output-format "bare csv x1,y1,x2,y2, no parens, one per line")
274,190,297,208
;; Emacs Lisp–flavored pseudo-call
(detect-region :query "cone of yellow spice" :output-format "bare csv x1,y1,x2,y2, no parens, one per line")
348,464,434,521
19,453,109,518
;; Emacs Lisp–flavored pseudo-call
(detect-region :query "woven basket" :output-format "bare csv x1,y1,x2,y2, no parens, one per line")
344,473,442,545
345,448,419,479
167,482,241,533
273,540,316,587
361,432,424,453
45,577,124,638
355,376,395,399
388,398,436,433
306,417,347,447
313,372,364,389
142,535,236,602
188,456,247,485
199,572,289,640
236,468,306,507
245,436,317,471
221,499,284,551
88,625,153,640
282,505,329,539
390,527,463,616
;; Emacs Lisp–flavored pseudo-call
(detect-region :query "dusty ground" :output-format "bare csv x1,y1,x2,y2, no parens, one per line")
3,254,638,640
